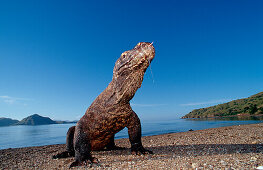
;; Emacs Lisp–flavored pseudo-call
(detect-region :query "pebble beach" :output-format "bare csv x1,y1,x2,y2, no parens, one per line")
1,123,263,169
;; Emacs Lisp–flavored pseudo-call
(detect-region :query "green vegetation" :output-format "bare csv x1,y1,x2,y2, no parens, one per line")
182,92,263,118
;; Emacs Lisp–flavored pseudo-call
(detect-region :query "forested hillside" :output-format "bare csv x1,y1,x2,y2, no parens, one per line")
182,92,263,118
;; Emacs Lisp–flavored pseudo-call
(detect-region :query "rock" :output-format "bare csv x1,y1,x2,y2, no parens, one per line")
252,140,260,144
250,157,257,162
192,163,198,168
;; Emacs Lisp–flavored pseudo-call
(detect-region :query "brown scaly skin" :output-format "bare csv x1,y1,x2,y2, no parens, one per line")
53,42,155,168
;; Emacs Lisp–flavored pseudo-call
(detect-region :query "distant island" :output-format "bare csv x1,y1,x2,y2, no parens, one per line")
0,118,19,126
182,91,263,119
0,114,77,127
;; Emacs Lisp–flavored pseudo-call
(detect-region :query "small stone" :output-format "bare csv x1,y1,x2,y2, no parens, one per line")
256,166,263,170
252,140,259,144
220,160,227,166
250,157,257,162
192,163,198,169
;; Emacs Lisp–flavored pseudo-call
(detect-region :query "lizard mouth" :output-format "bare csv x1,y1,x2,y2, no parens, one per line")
114,42,155,73
132,42,155,64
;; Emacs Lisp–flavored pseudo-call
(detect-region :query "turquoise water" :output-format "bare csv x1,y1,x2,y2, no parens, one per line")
1,118,263,150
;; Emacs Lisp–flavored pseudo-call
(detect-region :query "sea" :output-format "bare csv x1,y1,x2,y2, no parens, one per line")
1,117,263,150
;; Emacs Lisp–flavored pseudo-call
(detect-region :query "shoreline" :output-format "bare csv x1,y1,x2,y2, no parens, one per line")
182,114,263,119
1,123,263,169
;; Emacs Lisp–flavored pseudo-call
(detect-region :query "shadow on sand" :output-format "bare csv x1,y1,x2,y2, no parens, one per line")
93,143,263,158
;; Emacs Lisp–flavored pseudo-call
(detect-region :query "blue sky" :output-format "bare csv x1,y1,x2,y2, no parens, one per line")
0,0,263,121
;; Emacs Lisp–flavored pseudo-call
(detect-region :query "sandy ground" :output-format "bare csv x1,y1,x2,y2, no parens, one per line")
0,123,263,169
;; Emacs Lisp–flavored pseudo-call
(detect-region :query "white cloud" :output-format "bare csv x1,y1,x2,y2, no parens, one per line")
180,99,233,106
130,103,167,107
0,96,31,105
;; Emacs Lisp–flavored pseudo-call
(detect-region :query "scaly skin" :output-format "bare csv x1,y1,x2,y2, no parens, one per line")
53,42,155,168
